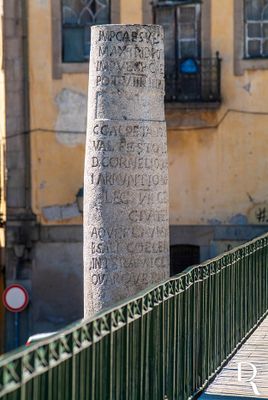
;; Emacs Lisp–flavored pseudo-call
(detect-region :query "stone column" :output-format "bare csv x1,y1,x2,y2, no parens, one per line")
84,24,169,318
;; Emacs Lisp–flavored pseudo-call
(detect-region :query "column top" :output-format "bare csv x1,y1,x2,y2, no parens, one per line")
92,24,163,28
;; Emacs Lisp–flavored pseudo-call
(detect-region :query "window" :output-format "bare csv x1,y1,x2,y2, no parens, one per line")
245,0,268,58
52,0,119,78
177,5,201,58
155,2,201,74
154,0,220,102
62,0,110,63
234,0,268,75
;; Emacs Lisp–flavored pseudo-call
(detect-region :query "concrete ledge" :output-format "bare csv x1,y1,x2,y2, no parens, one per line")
165,101,221,110
170,225,268,243
39,225,82,242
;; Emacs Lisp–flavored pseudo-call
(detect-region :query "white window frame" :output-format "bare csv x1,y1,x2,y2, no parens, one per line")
245,4,268,58
234,0,268,75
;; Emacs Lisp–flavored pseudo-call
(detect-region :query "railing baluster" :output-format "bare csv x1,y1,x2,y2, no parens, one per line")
1,233,268,399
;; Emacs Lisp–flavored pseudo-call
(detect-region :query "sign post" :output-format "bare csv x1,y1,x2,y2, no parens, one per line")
2,284,29,347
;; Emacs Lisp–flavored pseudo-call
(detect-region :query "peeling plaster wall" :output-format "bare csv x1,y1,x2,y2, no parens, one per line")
31,130,84,225
55,89,86,147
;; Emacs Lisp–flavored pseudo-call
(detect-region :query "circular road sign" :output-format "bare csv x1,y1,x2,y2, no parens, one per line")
2,284,29,313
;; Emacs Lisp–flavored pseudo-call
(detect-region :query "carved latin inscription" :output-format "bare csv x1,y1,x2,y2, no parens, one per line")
84,25,169,318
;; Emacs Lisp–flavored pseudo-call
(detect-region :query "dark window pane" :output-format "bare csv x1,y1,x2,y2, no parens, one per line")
245,0,268,19
63,6,78,24
84,27,91,59
179,7,196,23
155,6,176,74
79,9,94,24
177,4,200,58
63,0,82,18
170,245,200,276
248,22,261,36
263,4,268,18
263,22,268,36
63,27,85,62
62,0,110,62
263,39,268,54
245,0,263,20
180,40,197,57
180,23,196,39
94,5,110,24
248,39,261,56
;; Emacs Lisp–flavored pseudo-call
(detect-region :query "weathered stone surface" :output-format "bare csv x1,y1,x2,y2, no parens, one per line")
84,24,169,318
55,89,86,147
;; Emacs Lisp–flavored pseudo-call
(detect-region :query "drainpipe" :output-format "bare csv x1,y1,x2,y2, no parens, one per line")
11,0,33,349
21,0,32,215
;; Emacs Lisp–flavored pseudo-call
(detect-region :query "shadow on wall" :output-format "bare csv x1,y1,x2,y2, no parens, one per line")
32,242,83,335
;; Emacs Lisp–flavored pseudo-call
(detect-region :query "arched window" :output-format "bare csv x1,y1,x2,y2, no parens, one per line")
245,0,268,57
62,0,110,63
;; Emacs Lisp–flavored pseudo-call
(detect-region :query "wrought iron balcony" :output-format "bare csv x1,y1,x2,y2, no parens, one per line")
165,53,221,103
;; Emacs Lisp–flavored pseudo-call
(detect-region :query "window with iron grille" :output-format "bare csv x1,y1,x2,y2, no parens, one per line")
62,0,110,63
154,1,221,102
245,0,268,58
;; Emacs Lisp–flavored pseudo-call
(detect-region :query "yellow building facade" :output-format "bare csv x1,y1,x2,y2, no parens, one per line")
1,0,268,349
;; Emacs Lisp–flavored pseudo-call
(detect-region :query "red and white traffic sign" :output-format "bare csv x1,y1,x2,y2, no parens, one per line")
2,284,29,313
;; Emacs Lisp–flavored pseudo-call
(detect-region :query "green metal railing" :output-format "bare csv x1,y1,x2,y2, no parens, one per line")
1,233,268,400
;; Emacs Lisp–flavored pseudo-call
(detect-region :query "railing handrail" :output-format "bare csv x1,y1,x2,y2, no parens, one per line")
0,231,263,363
165,56,221,63
1,231,268,399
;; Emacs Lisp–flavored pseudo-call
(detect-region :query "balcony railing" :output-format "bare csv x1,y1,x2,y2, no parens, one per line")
165,54,221,103
1,232,268,399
